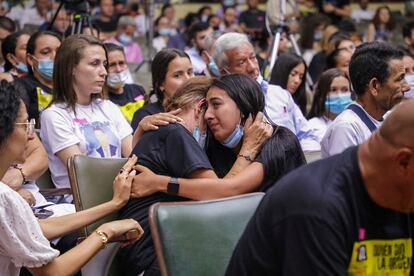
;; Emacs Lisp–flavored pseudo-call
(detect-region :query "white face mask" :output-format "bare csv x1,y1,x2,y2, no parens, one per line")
405,74,414,98
107,69,129,89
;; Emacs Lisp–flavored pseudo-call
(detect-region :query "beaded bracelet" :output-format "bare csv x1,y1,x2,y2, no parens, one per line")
95,230,109,249
12,164,27,184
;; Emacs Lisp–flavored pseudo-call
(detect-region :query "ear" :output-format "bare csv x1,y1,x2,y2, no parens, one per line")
6,53,16,66
396,148,413,174
201,50,209,63
195,99,206,120
404,37,412,46
368,77,380,97
26,53,35,68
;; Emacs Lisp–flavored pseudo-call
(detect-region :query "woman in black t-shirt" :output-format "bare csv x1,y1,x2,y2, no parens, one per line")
131,74,306,199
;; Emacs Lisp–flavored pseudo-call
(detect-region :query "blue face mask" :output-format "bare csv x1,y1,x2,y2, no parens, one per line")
36,58,54,80
14,62,28,73
221,124,244,148
208,59,221,77
325,92,352,114
118,33,133,46
313,32,322,41
158,28,171,37
193,126,207,149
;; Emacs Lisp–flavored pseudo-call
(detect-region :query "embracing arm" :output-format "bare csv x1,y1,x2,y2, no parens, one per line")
39,156,137,240
132,109,183,148
224,112,273,179
132,162,264,200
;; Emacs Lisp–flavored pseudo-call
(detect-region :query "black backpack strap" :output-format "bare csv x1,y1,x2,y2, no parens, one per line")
346,104,377,133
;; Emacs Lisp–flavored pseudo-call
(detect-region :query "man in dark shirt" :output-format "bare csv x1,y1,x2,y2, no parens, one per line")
93,0,120,39
316,0,351,25
226,99,414,275
239,0,265,42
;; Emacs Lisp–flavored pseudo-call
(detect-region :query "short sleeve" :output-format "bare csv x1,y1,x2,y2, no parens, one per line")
104,100,132,140
226,193,348,276
321,121,360,158
0,187,59,268
40,106,80,154
165,126,212,177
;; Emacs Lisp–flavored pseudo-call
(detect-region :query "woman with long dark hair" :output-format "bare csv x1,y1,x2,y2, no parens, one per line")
270,53,308,115
307,68,352,142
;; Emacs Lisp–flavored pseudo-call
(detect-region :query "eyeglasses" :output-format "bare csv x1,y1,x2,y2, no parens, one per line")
15,119,36,136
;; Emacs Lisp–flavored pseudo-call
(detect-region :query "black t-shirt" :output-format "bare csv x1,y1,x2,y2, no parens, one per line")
316,0,350,24
15,75,52,123
226,146,414,275
92,15,120,33
309,50,327,84
131,102,164,131
239,9,266,29
108,84,146,124
118,123,212,276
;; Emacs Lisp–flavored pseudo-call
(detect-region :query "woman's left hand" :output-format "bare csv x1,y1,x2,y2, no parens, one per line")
130,164,165,198
111,155,138,208
240,112,273,160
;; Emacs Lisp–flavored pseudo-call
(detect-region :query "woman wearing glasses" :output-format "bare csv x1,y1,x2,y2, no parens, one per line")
0,80,143,276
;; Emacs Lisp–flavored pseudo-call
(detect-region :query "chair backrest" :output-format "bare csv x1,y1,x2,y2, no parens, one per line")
304,150,322,164
149,192,265,276
68,155,127,236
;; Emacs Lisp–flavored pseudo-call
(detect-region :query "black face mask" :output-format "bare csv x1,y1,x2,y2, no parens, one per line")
213,26,219,31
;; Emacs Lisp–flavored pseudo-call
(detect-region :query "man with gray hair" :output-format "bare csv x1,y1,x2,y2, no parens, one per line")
211,32,320,151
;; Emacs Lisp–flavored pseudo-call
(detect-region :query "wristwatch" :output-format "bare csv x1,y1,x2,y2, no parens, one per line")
167,177,179,196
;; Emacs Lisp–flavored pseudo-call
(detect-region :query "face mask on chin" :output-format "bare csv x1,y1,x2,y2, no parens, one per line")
107,69,129,89
220,123,244,148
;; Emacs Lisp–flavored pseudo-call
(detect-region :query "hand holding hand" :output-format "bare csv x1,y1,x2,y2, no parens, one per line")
99,219,144,247
111,155,137,208
130,164,163,198
240,112,273,160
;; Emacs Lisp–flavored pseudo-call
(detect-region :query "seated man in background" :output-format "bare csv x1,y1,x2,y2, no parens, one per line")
322,42,409,157
212,32,320,151
226,99,414,275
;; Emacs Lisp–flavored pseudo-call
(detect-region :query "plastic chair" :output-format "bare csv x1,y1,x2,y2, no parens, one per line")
68,155,127,276
149,192,265,276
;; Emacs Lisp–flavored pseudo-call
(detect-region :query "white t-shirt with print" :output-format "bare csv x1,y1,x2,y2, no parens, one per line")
40,99,132,189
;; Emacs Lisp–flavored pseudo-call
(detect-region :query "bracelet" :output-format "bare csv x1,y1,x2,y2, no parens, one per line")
95,230,109,249
238,154,253,161
12,164,27,184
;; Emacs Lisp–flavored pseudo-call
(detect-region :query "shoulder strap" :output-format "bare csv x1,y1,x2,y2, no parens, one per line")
346,104,377,133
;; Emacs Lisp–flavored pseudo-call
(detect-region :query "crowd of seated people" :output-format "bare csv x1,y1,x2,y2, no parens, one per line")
1,0,414,275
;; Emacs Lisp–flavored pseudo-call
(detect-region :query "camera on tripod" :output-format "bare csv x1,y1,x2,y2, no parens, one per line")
50,0,93,36
63,0,90,14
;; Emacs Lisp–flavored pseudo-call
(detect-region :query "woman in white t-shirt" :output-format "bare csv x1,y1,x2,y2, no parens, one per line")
307,68,352,142
40,34,133,189
0,80,142,276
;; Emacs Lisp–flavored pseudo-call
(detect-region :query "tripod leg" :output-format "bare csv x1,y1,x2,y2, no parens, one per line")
268,31,281,78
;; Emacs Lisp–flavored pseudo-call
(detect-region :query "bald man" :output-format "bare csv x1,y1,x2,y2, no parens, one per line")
225,100,414,275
